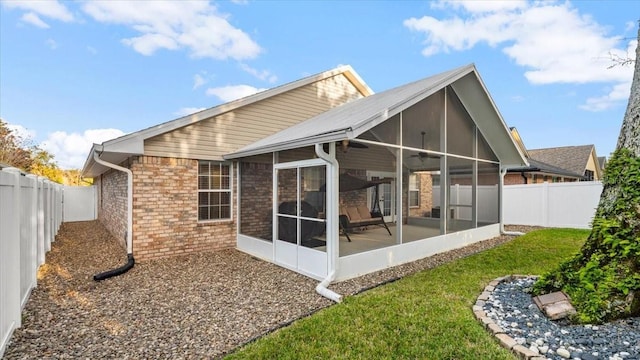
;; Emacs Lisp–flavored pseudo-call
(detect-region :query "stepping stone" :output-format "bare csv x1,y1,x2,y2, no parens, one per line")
532,291,576,320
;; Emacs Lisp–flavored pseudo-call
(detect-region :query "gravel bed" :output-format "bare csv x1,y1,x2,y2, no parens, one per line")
485,277,640,360
4,222,537,359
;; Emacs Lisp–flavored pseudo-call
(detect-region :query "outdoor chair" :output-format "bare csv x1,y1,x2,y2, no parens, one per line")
339,205,392,242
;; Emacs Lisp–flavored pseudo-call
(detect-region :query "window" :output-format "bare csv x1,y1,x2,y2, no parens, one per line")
198,161,231,221
583,170,594,181
302,167,323,191
409,173,419,207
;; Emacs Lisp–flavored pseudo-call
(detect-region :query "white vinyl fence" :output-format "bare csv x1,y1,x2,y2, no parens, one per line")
503,181,603,229
433,185,500,223
432,182,602,229
63,185,97,222
0,167,64,358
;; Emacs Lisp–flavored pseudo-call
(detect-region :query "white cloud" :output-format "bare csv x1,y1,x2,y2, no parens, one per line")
2,0,74,24
46,38,58,50
432,0,527,13
82,1,261,60
404,1,637,109
193,74,206,89
580,81,632,112
20,12,49,28
206,84,267,102
239,63,278,83
40,128,126,170
231,0,249,5
6,123,36,142
173,107,206,117
625,21,636,32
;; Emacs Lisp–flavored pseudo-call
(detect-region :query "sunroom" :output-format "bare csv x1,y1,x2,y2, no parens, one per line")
225,64,526,286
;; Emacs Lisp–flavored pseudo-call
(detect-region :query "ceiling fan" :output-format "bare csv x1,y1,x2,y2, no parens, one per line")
409,132,439,161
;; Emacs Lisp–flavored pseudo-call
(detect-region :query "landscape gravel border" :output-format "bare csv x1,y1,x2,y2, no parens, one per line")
473,275,547,360
4,221,537,359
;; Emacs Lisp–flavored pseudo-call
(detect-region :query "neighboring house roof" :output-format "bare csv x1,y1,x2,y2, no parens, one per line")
528,145,597,177
506,158,584,178
81,65,372,177
509,127,530,158
226,63,528,169
598,156,607,171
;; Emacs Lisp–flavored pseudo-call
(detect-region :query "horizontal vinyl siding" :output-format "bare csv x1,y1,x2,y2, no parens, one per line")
145,74,364,160
336,144,396,173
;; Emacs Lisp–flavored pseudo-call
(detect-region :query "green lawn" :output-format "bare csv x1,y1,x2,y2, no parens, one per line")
226,228,589,360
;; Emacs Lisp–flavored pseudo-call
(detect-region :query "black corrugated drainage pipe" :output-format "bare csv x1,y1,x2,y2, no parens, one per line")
91,147,135,281
94,253,135,281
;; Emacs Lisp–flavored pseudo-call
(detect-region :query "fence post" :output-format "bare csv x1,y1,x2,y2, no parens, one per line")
36,178,45,264
542,182,549,227
4,168,22,329
26,175,39,288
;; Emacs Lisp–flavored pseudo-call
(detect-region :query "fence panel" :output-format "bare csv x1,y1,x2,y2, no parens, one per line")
504,181,602,229
0,169,21,358
0,168,64,358
63,186,97,222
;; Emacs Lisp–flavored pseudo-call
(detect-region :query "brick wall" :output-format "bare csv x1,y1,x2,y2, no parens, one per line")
97,168,128,249
339,169,368,209
239,162,272,240
504,173,526,185
409,173,434,217
130,156,237,262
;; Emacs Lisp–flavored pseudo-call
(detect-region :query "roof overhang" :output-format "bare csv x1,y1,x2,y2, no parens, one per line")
226,64,528,170
81,143,141,178
81,65,372,178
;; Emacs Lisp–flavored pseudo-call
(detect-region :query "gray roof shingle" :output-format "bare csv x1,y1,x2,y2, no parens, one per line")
528,145,595,175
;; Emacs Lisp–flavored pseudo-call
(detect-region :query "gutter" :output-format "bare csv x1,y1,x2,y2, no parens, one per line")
499,167,525,237
313,143,342,302
92,148,135,280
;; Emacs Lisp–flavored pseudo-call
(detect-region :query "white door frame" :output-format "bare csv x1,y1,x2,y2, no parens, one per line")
273,158,328,279
366,171,396,223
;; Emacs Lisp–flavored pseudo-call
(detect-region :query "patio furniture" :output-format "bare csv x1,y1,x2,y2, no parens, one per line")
320,172,393,242
339,205,392,242
277,200,325,244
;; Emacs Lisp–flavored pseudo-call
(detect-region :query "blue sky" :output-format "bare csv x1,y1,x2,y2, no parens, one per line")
0,0,637,169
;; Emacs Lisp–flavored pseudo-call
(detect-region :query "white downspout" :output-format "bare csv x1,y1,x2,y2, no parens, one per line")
93,148,134,254
500,167,525,236
314,143,342,303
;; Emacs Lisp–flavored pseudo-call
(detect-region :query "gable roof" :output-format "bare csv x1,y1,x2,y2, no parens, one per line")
598,156,607,170
81,65,372,177
528,145,596,176
225,64,527,168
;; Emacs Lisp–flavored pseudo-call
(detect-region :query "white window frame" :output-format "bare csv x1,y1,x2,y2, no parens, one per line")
409,173,420,208
198,160,233,222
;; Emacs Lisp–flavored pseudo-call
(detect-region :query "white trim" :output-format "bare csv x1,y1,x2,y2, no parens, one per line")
237,235,273,261
197,160,233,223
335,224,500,281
